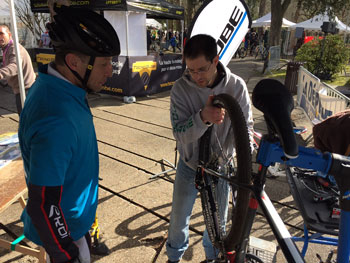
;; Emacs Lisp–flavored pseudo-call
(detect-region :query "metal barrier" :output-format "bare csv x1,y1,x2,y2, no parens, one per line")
266,46,280,72
297,66,350,124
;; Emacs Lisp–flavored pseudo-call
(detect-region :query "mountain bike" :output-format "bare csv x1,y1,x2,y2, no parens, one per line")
234,42,248,59
254,44,269,61
197,78,350,263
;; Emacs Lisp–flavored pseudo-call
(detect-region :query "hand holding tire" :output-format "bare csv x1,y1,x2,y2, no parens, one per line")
201,95,225,125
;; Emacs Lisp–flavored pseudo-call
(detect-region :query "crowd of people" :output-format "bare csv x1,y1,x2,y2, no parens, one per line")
147,28,187,53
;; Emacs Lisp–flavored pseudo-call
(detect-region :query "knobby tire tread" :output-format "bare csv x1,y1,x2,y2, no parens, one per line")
211,94,252,252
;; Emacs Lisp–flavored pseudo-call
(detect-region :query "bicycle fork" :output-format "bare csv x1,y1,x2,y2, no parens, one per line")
196,167,225,252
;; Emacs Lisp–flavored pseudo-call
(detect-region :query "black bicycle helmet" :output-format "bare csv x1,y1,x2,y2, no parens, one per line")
47,5,120,91
48,5,120,57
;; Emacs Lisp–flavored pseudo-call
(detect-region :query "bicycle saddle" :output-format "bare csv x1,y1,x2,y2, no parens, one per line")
252,78,298,158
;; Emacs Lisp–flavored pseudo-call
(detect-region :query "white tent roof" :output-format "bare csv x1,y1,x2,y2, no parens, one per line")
252,13,296,28
290,13,350,33
146,18,162,29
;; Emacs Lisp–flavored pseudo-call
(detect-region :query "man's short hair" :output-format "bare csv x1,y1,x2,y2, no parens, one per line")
55,49,89,66
183,34,217,62
0,24,11,33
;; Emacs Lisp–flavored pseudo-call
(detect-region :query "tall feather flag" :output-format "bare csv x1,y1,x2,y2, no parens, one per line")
188,0,252,66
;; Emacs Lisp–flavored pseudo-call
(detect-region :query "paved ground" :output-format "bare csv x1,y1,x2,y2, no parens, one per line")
0,57,337,263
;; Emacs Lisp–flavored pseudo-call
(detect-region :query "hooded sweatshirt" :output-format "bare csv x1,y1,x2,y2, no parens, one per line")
170,62,253,171
0,41,36,94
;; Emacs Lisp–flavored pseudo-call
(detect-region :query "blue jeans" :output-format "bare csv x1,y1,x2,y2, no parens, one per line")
166,158,230,261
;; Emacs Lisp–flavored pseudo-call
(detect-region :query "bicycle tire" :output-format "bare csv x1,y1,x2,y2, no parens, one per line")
245,253,264,263
210,94,252,252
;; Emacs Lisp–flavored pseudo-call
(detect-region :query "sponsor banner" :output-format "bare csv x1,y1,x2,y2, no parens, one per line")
35,48,55,67
34,50,182,97
188,0,251,66
30,0,124,12
102,54,184,96
30,0,183,19
297,66,349,124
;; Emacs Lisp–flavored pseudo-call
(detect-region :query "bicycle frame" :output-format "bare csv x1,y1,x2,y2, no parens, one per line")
253,137,350,263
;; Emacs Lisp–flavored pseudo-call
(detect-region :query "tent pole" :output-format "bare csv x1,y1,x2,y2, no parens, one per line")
346,9,349,42
9,0,26,108
181,20,184,52
125,11,129,57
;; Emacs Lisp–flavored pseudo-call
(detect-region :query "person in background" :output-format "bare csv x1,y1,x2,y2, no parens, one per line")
147,29,151,50
166,34,253,263
263,29,269,48
0,24,36,115
39,23,51,48
170,34,177,53
18,4,120,263
313,110,350,156
183,28,187,47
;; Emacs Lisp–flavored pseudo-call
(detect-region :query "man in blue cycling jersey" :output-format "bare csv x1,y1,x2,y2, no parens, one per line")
18,4,120,263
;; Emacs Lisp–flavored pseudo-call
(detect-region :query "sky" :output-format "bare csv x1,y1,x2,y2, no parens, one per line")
0,2,10,17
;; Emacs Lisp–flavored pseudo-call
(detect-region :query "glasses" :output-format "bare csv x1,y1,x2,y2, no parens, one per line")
187,62,212,76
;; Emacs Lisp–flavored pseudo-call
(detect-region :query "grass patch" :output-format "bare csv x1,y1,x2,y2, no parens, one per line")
264,61,350,87
323,64,350,87
265,69,286,79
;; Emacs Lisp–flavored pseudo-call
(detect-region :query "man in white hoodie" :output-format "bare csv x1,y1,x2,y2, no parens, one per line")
166,34,253,263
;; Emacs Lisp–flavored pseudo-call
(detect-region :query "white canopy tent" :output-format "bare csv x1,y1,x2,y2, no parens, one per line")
146,18,162,29
252,12,296,28
290,13,350,33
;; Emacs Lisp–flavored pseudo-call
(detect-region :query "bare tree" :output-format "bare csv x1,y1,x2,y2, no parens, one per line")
258,0,267,18
5,0,50,43
269,0,291,46
184,0,204,29
257,0,267,40
293,0,303,22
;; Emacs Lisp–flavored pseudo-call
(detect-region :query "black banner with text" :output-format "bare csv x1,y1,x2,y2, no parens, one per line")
102,54,184,97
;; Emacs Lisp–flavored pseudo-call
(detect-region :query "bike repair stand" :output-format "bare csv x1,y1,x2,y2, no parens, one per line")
149,146,177,179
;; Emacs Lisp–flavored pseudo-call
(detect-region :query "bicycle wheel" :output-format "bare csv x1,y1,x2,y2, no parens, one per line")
239,47,247,58
210,94,252,252
254,46,260,59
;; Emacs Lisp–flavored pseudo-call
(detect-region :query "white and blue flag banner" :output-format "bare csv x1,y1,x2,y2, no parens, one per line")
188,0,251,66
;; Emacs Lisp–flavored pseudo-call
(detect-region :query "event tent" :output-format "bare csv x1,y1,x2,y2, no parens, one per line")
31,0,184,56
146,18,162,29
252,12,296,28
290,13,350,33
30,0,185,97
